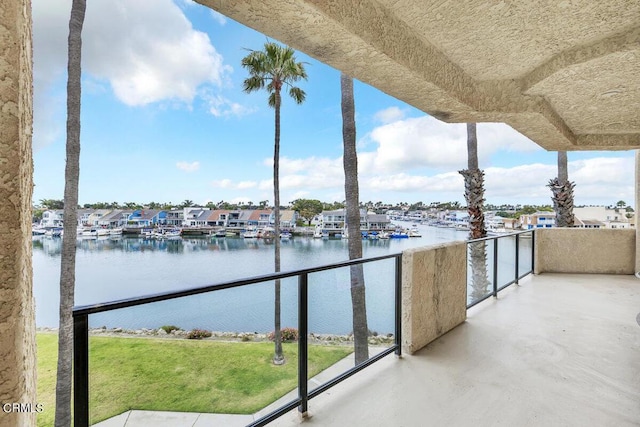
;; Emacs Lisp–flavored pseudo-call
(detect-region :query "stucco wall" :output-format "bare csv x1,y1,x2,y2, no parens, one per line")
402,242,467,354
535,228,635,274
0,1,35,426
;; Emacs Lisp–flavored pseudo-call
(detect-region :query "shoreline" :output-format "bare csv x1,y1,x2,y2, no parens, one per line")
36,326,395,346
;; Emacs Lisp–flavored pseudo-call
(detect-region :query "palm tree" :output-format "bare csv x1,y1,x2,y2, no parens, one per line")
242,41,307,364
55,1,86,425
459,123,490,300
341,73,369,365
548,151,575,227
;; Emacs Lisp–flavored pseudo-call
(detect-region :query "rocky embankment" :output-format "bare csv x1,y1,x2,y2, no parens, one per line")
37,327,395,346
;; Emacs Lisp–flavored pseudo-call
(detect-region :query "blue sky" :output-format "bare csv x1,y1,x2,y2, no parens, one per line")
32,0,636,208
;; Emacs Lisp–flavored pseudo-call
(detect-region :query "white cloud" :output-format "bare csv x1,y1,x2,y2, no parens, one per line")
81,0,231,107
210,10,227,25
359,116,540,174
204,92,256,118
237,181,257,189
176,161,200,172
211,179,232,188
373,106,405,124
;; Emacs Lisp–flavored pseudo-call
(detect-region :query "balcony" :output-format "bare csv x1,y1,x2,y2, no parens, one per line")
70,228,640,426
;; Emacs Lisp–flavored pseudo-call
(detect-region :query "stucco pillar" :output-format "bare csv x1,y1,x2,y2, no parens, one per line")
636,150,640,277
0,1,36,426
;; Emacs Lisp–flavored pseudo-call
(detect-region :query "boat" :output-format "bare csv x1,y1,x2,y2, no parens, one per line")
44,228,63,237
109,227,123,235
313,227,324,238
408,225,422,237
81,228,98,238
243,227,259,238
213,228,227,238
390,229,409,239
32,226,46,236
378,231,390,239
96,228,110,237
280,231,292,240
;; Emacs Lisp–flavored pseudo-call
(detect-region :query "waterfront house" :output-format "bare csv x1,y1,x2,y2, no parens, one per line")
320,209,390,232
166,209,184,227
206,210,231,227
574,206,634,229
226,210,253,228
39,209,64,227
86,209,112,227
182,208,211,227
519,211,556,229
574,218,605,229
249,209,272,228
97,210,132,228
128,209,167,227
275,209,298,229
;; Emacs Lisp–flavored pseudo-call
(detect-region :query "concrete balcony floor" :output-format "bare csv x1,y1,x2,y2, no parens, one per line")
271,273,640,427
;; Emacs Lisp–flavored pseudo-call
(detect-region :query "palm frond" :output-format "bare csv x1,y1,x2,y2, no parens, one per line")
289,87,306,104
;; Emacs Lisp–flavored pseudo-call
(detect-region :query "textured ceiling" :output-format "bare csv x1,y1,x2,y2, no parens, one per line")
196,0,640,151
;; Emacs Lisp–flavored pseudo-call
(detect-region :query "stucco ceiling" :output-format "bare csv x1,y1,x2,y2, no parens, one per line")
196,0,640,151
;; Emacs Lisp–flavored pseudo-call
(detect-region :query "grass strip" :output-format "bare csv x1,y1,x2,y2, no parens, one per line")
36,333,352,425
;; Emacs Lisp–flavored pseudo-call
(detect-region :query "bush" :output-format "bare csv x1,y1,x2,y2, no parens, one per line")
268,327,299,342
160,325,180,334
187,329,212,340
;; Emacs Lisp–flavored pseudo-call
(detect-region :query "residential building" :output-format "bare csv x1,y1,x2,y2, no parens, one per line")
206,210,231,227
97,210,132,228
166,209,184,227
519,211,556,229
182,208,211,227
39,209,64,227
574,206,634,229
128,209,167,227
320,209,390,231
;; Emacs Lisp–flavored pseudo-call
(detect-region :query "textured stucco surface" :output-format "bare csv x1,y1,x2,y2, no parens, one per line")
196,0,640,151
535,228,635,275
401,242,467,354
0,1,35,426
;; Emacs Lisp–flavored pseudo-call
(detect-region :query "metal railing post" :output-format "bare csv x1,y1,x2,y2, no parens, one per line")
515,233,520,284
298,273,309,417
73,312,89,427
531,230,535,272
394,254,402,357
493,238,499,297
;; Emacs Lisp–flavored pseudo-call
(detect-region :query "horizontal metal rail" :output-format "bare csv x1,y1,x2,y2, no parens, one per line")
73,253,401,316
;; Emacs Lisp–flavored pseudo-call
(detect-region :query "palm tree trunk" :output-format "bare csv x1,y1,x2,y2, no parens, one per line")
55,1,85,426
273,89,284,365
459,123,490,299
341,74,369,365
549,151,575,227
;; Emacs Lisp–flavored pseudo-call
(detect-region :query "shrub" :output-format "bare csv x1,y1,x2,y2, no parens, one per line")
187,329,212,340
267,327,299,342
160,325,180,334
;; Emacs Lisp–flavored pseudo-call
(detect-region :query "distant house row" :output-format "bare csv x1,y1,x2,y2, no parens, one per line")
40,208,298,229
318,209,391,231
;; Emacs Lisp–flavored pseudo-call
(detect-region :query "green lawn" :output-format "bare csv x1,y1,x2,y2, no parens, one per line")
36,333,352,426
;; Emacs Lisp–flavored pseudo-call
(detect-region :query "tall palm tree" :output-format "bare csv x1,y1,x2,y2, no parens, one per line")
459,123,490,300
55,1,86,425
548,151,575,227
242,42,307,364
341,74,369,365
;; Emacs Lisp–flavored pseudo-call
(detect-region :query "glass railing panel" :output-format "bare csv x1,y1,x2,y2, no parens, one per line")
496,235,517,290
467,239,495,305
86,277,299,425
306,257,397,390
518,231,534,277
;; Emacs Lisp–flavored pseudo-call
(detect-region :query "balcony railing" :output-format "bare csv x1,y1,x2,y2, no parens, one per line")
466,229,535,308
72,253,402,427
72,229,535,426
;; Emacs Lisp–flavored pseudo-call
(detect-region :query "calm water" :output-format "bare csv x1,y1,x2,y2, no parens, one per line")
33,223,529,335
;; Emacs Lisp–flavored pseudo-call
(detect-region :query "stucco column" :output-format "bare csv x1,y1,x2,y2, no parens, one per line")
0,1,36,426
636,150,640,277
